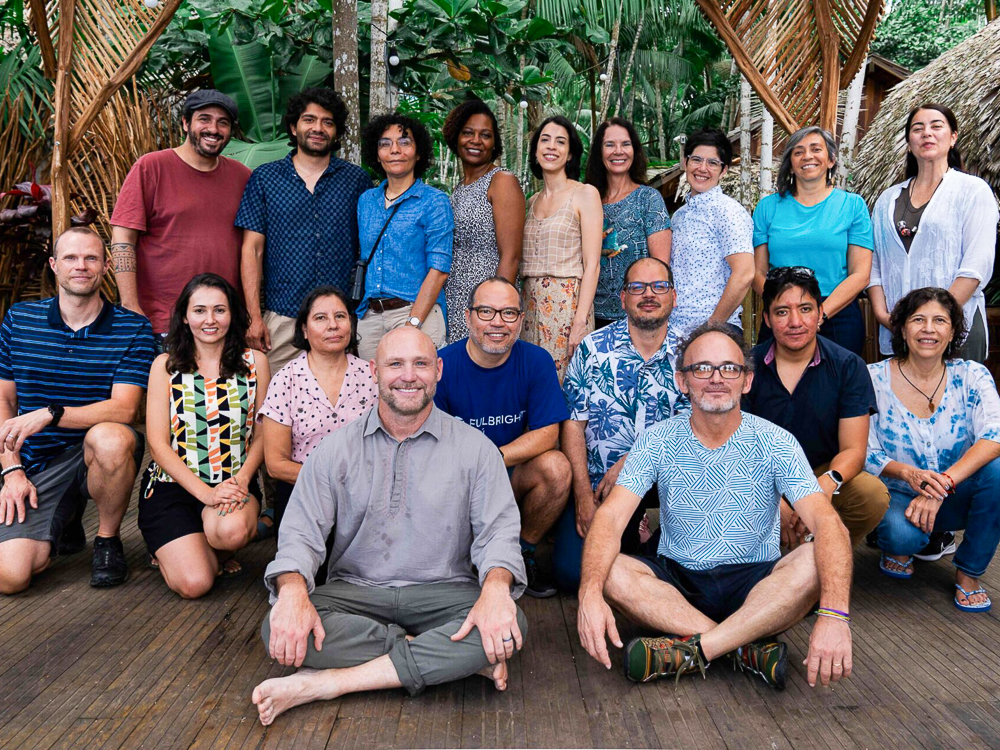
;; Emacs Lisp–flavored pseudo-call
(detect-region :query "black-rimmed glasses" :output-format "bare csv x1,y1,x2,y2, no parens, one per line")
624,281,673,295
678,362,748,379
469,306,522,323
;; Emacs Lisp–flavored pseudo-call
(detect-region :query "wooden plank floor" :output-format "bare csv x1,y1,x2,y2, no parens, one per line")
3,480,1000,749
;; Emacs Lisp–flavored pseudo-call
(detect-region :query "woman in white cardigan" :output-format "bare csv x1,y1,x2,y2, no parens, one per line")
869,103,999,363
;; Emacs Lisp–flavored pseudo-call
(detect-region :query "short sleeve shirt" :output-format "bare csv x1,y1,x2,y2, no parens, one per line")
258,352,378,463
434,339,569,447
670,186,753,339
742,336,876,467
618,413,822,569
0,298,155,474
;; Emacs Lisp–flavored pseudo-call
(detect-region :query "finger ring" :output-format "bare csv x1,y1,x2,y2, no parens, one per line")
502,636,513,643
920,481,929,490
833,662,843,667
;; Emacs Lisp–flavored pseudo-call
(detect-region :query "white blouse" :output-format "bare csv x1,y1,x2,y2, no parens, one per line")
869,169,999,354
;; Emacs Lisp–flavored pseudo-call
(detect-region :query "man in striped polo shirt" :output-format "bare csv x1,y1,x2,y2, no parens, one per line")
0,228,155,593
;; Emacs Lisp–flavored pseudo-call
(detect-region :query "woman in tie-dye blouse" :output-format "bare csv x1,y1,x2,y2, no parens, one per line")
865,287,1000,612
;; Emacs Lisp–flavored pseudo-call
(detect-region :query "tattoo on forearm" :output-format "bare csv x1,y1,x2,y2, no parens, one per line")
110,242,137,273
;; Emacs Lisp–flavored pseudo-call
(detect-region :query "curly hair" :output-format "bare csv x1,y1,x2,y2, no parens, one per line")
584,117,648,199
361,113,434,179
442,98,503,163
284,87,349,153
165,274,250,380
889,287,967,361
528,115,583,180
291,285,358,356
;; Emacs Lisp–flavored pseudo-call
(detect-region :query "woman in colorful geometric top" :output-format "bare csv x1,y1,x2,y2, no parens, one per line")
140,273,271,599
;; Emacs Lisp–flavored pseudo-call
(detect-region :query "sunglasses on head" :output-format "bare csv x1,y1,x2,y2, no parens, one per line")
766,266,816,281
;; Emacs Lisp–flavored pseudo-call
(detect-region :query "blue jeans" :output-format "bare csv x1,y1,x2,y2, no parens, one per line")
877,457,1000,577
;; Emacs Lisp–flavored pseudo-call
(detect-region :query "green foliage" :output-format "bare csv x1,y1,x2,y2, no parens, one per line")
871,0,987,70
0,41,53,140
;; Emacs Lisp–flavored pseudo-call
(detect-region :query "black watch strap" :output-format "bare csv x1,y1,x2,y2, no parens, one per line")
47,404,64,427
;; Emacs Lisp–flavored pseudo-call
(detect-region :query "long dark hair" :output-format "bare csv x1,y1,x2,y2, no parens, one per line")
584,117,648,199
442,98,503,163
904,103,964,179
889,287,966,361
165,273,250,380
528,115,583,180
291,285,358,356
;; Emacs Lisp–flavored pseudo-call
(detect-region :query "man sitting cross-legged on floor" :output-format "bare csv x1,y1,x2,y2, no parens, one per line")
577,322,854,690
0,228,155,593
434,276,570,598
253,326,527,726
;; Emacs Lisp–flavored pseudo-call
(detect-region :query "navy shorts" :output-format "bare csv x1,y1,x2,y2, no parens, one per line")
634,554,780,623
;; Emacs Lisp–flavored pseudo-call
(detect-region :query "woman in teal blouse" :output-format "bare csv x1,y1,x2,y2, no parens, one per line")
752,126,874,355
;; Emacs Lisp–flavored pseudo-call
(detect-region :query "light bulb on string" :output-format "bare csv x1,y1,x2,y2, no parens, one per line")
599,72,608,82
518,100,528,110
143,0,160,7
388,54,400,66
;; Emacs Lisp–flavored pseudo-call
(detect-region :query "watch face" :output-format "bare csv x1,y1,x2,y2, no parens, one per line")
829,470,844,483
408,317,421,326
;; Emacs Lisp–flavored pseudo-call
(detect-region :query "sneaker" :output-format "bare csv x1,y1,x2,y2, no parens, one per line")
730,639,788,690
914,531,957,561
56,505,87,556
623,634,708,684
90,535,129,588
522,547,557,598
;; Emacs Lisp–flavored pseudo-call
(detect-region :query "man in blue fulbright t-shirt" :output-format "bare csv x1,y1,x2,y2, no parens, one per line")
435,277,571,598
576,322,854,692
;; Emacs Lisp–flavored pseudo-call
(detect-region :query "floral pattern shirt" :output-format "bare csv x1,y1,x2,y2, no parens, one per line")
865,358,1000,495
563,318,689,488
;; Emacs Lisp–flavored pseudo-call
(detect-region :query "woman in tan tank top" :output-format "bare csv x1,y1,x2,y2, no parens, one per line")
521,116,602,380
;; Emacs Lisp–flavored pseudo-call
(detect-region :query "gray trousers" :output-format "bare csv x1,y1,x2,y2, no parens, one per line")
261,579,527,696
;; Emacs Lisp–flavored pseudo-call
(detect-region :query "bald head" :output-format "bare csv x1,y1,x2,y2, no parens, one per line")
371,326,442,418
375,326,438,365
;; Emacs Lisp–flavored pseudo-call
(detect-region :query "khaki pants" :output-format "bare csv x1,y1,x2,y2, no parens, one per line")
357,303,446,360
814,463,889,547
263,310,299,374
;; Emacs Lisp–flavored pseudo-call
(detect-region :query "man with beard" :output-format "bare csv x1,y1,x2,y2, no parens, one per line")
111,90,250,345
577,323,853,691
434,277,570,598
237,88,371,373
252,326,526,726
556,257,688,591
0,229,155,593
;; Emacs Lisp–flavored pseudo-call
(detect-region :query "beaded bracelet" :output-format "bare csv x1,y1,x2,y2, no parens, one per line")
815,607,851,623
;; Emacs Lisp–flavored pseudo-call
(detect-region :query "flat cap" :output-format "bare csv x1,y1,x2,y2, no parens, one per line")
183,89,239,121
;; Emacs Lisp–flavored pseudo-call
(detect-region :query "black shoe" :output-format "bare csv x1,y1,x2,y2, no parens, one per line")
914,531,957,561
864,529,879,549
56,505,87,556
90,535,129,588
522,547,557,598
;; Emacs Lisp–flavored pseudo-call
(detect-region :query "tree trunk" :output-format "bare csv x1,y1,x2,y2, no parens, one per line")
599,0,625,120
588,68,597,138
836,61,867,187
739,76,752,208
655,83,667,160
369,0,390,117
987,0,997,22
616,9,645,118
332,0,361,163
759,108,773,195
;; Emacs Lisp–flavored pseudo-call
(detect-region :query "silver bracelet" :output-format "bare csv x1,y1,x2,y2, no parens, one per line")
1,464,26,478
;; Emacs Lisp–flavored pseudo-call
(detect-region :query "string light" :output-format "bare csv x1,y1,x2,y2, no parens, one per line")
599,72,608,81
389,54,400,66
519,99,528,109
143,0,160,7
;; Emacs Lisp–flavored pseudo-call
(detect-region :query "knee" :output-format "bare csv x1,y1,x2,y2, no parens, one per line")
974,457,1000,487
540,451,572,496
207,518,254,552
169,570,215,599
85,423,137,469
788,544,821,595
603,556,633,605
0,569,32,595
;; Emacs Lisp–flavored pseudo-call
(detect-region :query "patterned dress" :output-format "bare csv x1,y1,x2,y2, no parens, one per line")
446,167,505,343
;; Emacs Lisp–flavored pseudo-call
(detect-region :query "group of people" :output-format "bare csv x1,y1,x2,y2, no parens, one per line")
0,85,998,728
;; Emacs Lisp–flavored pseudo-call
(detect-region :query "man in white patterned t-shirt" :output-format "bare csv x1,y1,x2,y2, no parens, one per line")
576,322,854,691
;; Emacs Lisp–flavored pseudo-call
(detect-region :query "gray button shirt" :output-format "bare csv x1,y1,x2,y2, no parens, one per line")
264,405,527,602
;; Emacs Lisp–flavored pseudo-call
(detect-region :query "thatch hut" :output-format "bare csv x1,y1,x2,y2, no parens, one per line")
852,19,1000,204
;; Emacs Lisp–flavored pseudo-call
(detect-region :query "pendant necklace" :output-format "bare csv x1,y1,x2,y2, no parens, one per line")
899,362,947,411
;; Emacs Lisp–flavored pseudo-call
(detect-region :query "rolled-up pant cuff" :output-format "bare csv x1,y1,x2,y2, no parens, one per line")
388,638,427,696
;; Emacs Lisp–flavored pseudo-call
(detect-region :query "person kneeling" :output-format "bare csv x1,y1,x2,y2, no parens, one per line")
140,274,270,598
252,327,527,726
577,323,854,690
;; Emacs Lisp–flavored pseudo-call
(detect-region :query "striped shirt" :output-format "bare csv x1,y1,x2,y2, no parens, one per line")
0,297,155,475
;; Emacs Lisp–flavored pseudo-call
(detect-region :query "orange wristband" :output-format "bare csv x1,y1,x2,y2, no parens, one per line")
942,472,956,493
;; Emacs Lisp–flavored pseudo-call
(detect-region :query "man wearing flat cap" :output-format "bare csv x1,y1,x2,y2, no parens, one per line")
110,90,252,345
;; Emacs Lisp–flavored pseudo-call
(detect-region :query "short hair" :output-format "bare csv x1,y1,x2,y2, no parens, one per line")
777,126,838,197
584,117,648,199
889,287,966,361
528,115,583,180
466,276,522,310
361,113,434,179
442,98,503,163
683,128,733,167
52,226,103,258
291,285,358,355
284,87,349,153
622,256,673,288
676,321,753,373
761,267,822,315
904,103,963,179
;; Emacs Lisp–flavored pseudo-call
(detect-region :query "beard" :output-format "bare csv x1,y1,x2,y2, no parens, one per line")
380,383,435,416
297,131,333,157
628,307,671,331
469,327,516,356
690,391,739,414
190,131,229,158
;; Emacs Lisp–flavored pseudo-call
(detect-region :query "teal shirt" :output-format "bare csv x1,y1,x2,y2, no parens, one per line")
752,189,874,296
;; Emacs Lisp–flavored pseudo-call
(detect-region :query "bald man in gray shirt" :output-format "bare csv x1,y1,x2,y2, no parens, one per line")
253,327,527,726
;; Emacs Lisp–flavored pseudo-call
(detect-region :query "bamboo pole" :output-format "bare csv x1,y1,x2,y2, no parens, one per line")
51,0,78,239
739,76,752,208
812,0,841,132
27,0,57,80
837,61,867,187
841,0,884,84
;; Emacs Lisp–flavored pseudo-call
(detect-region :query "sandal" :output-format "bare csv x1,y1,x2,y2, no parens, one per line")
955,584,992,613
217,558,242,578
148,554,160,570
879,553,914,579
256,508,276,541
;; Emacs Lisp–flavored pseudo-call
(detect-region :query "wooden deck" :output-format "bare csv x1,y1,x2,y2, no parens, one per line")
4,485,1000,750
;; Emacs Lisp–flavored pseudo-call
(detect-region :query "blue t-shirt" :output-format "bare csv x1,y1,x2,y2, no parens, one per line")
434,339,569,447
752,189,874,296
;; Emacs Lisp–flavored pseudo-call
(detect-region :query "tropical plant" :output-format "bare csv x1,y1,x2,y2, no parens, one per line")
872,0,988,70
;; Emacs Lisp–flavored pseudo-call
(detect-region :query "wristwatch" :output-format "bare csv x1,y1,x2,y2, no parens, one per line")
407,316,422,328
822,469,844,493
47,404,65,428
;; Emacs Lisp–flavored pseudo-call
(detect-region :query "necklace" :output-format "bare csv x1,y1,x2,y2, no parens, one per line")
897,178,941,238
898,361,947,411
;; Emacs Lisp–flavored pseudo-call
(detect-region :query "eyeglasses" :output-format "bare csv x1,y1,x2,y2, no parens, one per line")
469,305,522,322
679,362,748,379
686,155,724,170
766,266,815,281
377,136,414,150
624,281,673,295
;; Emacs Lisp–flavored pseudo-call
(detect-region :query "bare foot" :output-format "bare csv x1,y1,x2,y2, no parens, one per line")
252,668,327,726
476,660,508,691
956,571,990,608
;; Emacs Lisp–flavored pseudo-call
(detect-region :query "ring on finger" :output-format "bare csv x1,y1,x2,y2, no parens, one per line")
920,481,929,490
502,635,513,643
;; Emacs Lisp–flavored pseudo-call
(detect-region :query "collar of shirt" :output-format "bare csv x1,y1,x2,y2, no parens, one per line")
281,152,351,183
763,338,823,368
685,184,723,207
377,177,427,207
362,402,445,441
46,296,113,336
609,317,673,363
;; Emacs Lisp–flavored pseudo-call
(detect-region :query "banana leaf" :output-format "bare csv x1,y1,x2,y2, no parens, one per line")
0,42,53,140
223,138,293,170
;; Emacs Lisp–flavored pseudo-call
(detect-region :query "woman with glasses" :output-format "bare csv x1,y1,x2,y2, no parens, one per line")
669,129,754,342
866,287,1000,612
869,104,998,364
355,113,454,360
752,126,874,356
441,99,525,343
584,117,671,330
521,115,603,381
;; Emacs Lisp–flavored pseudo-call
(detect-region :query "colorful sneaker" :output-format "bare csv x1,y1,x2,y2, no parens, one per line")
730,639,788,689
623,634,708,684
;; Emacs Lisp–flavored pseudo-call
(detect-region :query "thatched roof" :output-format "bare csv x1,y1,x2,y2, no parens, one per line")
853,19,1000,204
